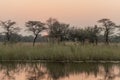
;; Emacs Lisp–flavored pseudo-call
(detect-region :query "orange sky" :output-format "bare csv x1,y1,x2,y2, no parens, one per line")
0,0,120,27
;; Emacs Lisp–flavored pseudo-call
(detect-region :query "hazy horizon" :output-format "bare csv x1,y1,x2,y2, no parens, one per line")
0,0,120,35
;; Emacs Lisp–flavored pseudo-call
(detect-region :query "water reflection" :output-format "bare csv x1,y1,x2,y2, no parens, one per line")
0,62,120,80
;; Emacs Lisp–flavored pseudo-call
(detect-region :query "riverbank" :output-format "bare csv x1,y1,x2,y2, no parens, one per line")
0,43,120,61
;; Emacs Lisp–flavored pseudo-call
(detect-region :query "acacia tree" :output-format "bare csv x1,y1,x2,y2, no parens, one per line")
98,18,116,44
85,25,101,45
46,18,59,42
67,27,83,42
26,21,46,46
47,18,69,43
67,25,101,45
0,20,19,43
92,25,102,45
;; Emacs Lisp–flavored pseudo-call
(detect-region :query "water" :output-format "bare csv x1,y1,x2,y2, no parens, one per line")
0,62,120,80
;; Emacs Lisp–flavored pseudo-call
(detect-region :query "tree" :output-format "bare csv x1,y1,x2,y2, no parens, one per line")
92,25,102,45
68,26,101,45
83,25,101,45
67,27,85,43
98,18,116,44
10,33,21,43
47,18,69,43
26,21,46,46
0,20,20,44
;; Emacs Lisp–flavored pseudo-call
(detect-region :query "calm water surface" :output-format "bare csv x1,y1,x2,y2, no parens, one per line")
0,62,120,80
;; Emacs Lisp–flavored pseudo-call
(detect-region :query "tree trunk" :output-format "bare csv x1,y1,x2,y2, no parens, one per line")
95,38,98,45
33,34,38,46
105,32,109,45
4,32,10,45
6,33,10,42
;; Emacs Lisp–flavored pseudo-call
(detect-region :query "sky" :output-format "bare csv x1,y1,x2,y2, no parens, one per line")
0,0,120,35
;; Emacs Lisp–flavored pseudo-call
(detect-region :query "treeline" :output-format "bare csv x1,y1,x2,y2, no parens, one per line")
0,35,45,42
0,18,120,46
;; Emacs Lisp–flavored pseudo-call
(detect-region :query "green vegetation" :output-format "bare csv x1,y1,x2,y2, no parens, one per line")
0,43,120,61
0,18,120,61
0,18,120,46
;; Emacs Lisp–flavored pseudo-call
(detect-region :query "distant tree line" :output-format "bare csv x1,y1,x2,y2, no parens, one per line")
0,18,120,46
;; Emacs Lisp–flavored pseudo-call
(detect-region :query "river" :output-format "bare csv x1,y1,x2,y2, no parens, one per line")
0,62,119,80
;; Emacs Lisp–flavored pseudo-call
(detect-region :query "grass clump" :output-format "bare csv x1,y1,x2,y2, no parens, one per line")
0,43,120,61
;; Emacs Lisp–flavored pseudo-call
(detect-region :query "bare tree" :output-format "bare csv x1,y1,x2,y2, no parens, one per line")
0,20,19,44
26,21,46,46
98,18,116,44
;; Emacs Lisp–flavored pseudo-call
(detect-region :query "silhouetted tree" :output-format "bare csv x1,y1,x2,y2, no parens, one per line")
85,25,101,45
0,20,20,44
98,18,116,44
92,25,102,45
67,27,78,42
10,33,21,43
26,21,46,46
67,26,101,45
47,18,69,43
78,29,86,44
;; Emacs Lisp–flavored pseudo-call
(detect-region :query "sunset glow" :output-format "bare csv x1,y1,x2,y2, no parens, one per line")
0,0,120,26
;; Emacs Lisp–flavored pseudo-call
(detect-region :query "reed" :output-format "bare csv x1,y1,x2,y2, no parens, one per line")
0,43,120,61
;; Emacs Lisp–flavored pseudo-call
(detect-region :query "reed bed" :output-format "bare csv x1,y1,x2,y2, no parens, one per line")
0,43,120,61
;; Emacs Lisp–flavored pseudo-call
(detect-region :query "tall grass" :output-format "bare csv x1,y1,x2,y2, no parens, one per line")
0,43,120,61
